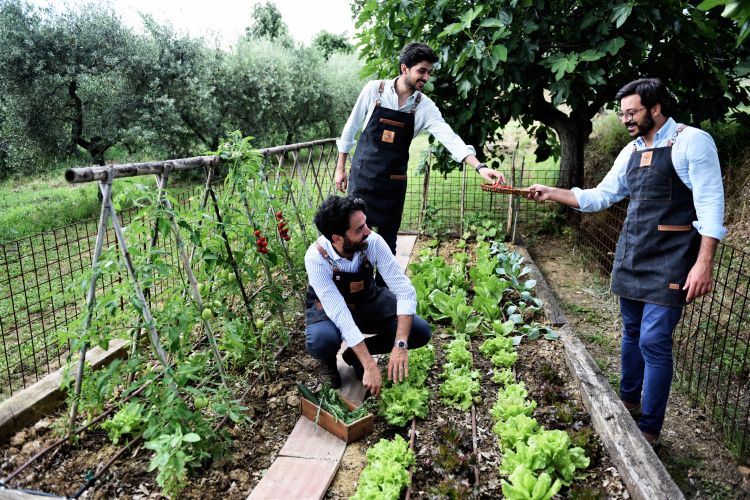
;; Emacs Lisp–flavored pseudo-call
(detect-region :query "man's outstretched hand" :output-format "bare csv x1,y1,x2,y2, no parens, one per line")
387,347,409,383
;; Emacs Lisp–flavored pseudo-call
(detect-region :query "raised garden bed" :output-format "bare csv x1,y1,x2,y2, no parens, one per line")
0,237,678,499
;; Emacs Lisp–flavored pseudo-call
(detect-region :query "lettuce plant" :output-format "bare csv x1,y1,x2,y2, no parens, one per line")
501,464,562,500
500,430,590,485
352,435,415,500
439,364,481,410
491,383,537,422
493,414,540,450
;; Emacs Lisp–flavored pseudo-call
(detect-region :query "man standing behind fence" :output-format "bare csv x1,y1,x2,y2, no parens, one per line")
335,42,505,259
525,78,726,447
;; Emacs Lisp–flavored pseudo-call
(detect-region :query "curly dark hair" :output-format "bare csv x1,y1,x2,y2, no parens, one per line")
615,78,674,117
313,195,368,241
399,42,438,68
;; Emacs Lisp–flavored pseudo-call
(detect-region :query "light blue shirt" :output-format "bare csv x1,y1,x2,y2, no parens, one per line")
336,78,476,163
571,117,726,241
304,232,417,347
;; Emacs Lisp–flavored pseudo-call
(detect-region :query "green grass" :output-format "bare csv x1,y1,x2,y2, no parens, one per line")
0,169,101,244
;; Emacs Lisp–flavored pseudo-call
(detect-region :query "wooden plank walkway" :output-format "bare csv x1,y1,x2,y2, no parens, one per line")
247,234,417,500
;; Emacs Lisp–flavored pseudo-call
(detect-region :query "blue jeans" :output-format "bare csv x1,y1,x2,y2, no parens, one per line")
619,297,683,435
305,314,432,360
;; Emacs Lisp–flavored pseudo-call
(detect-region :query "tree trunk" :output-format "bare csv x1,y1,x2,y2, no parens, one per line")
550,114,591,189
528,88,594,189
68,79,110,166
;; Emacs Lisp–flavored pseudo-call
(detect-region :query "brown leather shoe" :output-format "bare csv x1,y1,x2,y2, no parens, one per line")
623,401,642,420
642,431,661,448
318,357,341,389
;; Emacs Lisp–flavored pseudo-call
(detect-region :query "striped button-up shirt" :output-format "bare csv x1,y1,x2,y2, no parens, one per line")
304,232,417,347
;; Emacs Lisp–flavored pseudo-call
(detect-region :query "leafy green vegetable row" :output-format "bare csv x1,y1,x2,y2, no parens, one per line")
469,241,589,499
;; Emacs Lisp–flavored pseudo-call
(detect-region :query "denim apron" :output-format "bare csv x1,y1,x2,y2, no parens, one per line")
348,80,420,229
304,242,397,326
611,125,701,307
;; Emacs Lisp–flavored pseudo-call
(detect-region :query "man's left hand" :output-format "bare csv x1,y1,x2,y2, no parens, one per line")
387,347,409,383
683,259,713,303
479,167,506,184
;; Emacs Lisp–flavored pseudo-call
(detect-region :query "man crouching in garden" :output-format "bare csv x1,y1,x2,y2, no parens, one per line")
304,195,431,396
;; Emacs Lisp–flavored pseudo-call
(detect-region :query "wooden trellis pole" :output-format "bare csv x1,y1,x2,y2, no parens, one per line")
153,168,227,382
69,170,175,429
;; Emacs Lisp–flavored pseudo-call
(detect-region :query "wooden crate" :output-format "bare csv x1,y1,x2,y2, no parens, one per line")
299,396,373,443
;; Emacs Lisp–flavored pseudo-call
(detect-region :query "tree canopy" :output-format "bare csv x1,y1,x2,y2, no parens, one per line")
356,0,750,187
0,0,363,178
312,31,354,59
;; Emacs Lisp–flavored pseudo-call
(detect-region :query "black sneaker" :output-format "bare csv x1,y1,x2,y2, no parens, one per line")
342,349,365,381
318,357,341,389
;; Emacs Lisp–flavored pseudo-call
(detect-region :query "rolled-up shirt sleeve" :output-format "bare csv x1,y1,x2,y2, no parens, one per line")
421,102,476,163
683,130,727,241
336,81,376,155
571,144,631,212
366,233,417,316
304,246,365,347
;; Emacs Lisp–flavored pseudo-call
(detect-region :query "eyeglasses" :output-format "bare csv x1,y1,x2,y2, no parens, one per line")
616,107,646,120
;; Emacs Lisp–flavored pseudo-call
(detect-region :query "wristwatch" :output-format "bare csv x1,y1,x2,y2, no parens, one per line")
475,162,488,173
394,339,408,349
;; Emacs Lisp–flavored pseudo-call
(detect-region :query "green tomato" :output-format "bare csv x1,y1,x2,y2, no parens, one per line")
212,300,222,311
193,396,209,410
198,283,207,295
201,308,214,321
255,318,265,330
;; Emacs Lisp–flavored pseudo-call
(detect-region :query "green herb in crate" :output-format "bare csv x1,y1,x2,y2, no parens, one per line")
297,383,369,424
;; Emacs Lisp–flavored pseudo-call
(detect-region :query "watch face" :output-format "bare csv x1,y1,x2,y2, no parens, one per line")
396,340,407,348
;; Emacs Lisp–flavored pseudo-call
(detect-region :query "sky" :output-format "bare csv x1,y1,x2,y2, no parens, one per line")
35,0,358,46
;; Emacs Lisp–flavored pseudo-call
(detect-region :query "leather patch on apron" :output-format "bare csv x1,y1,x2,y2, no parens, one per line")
390,174,407,181
350,280,365,293
669,283,681,290
380,118,404,128
640,151,653,167
658,225,692,231
382,130,395,143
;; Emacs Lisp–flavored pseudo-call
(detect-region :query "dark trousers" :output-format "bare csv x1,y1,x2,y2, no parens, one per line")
305,314,431,360
619,297,683,435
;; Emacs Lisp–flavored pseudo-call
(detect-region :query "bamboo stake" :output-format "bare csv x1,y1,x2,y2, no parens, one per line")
106,191,172,376
69,178,113,430
460,161,468,236
155,170,227,382
511,156,525,244
207,187,257,327
506,142,519,240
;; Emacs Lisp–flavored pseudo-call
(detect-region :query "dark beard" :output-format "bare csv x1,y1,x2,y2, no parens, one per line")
632,113,655,138
343,237,368,254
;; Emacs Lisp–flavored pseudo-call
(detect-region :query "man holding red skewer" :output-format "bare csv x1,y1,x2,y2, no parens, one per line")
335,42,505,261
526,78,725,448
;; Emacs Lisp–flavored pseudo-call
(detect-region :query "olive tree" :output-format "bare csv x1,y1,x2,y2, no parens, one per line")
356,0,750,187
0,0,143,167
